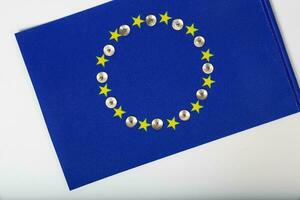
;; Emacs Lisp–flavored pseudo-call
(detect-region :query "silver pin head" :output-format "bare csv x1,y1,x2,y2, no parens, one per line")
179,110,191,121
126,116,138,128
152,118,163,131
196,89,208,100
105,97,117,109
146,15,157,27
96,72,108,83
202,63,214,74
172,19,184,31
119,25,131,36
194,36,205,48
103,45,115,57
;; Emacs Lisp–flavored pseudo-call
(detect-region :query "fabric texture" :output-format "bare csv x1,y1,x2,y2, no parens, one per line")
16,0,300,190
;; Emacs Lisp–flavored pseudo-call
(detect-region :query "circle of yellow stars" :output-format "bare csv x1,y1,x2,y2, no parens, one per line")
96,12,216,132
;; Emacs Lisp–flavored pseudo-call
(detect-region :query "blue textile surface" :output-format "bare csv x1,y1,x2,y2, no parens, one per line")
16,0,300,190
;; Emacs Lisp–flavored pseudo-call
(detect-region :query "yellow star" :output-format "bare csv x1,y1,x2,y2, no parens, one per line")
113,106,126,119
203,75,215,88
99,84,111,97
96,55,109,67
138,119,151,131
191,101,204,113
167,117,180,130
186,23,198,37
159,11,172,25
132,15,145,28
201,49,214,62
109,29,121,42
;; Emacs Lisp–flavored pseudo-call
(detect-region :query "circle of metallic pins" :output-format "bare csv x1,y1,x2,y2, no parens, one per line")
202,63,214,74
152,118,164,131
119,25,131,36
196,89,208,100
105,97,117,109
126,116,138,128
179,110,191,121
172,19,184,31
194,36,206,48
103,45,115,57
96,72,108,84
98,16,216,131
146,15,157,27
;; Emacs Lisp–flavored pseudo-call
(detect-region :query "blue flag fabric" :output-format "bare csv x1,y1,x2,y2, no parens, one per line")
16,0,300,190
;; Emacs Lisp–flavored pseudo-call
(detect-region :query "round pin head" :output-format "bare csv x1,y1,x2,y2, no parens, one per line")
105,97,117,109
146,15,157,27
96,72,108,83
152,118,163,130
196,89,208,100
179,110,190,121
194,36,205,48
103,45,115,57
172,19,184,31
202,63,214,74
119,25,131,36
126,116,138,128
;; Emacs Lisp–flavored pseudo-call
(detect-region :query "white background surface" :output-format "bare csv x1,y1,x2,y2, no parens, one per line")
0,0,300,199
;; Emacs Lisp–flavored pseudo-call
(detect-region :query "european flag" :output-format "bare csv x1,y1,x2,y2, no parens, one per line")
16,0,300,190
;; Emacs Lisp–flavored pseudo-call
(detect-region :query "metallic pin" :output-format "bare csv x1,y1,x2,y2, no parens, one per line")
152,118,163,131
146,15,157,27
196,89,208,100
96,72,108,83
105,97,117,109
103,45,115,57
119,25,130,36
172,19,184,31
202,63,214,74
179,110,190,121
126,116,138,128
194,36,205,48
